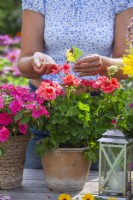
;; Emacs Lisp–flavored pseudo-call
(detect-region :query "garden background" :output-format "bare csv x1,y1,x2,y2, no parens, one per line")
0,0,28,86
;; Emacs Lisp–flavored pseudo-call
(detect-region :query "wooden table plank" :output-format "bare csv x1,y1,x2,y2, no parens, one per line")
0,169,99,200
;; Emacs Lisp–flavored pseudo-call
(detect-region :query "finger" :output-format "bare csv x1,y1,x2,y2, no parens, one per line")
75,55,97,65
33,64,47,74
74,63,90,70
38,63,53,74
34,67,47,74
73,61,101,72
34,63,53,74
44,64,52,74
32,58,42,69
76,67,100,76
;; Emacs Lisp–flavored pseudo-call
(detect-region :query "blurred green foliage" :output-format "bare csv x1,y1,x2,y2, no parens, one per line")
0,0,22,36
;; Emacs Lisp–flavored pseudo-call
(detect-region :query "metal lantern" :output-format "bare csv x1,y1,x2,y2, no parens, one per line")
98,130,133,200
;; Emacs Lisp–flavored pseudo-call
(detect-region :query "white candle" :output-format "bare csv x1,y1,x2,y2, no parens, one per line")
108,174,121,191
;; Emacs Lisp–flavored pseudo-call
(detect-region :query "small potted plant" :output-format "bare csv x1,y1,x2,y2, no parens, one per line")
0,83,49,189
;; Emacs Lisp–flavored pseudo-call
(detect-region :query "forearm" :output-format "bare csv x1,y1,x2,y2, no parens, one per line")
101,56,128,80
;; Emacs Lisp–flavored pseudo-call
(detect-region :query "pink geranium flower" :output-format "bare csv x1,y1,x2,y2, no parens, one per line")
19,124,28,135
62,63,70,74
95,76,120,93
9,99,23,115
101,81,115,93
111,119,117,125
0,126,10,142
52,81,63,96
25,103,35,110
0,113,12,126
95,76,109,86
1,83,16,94
62,74,81,86
0,96,4,109
36,80,63,100
50,64,63,74
32,105,49,118
36,84,56,100
111,78,120,89
81,79,96,88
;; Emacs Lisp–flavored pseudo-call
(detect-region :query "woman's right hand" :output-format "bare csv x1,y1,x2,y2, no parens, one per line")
32,52,56,74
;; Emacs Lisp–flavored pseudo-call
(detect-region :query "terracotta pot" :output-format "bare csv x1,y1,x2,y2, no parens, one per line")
41,147,91,192
0,135,29,189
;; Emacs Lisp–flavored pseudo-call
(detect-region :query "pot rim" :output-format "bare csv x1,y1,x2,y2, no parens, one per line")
50,146,89,153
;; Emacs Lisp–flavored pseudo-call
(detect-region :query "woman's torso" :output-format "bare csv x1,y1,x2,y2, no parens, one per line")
31,0,118,86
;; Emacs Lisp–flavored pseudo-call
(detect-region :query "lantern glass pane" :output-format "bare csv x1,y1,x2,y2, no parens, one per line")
126,145,131,191
100,144,125,195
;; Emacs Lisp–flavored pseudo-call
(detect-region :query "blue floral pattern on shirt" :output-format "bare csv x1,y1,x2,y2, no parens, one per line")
22,0,133,81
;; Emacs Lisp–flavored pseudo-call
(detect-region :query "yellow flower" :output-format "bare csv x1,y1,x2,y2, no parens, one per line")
122,53,133,77
108,197,117,200
82,193,94,200
66,49,76,63
58,193,72,200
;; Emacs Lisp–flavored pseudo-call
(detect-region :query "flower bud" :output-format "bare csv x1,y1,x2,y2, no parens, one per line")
107,65,119,75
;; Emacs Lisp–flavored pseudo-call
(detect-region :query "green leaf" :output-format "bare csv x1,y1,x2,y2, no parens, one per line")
19,115,30,125
78,101,90,111
58,104,68,112
67,106,79,116
72,46,84,61
14,111,23,122
71,130,78,137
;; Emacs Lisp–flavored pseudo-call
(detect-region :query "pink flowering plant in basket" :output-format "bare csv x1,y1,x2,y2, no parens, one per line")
0,84,49,156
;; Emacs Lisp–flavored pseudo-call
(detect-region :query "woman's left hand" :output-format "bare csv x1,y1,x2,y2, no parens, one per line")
73,54,105,76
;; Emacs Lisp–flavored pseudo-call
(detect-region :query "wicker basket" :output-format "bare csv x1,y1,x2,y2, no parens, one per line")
0,135,29,189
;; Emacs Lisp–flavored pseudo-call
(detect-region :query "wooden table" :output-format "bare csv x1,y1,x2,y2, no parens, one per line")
0,169,99,200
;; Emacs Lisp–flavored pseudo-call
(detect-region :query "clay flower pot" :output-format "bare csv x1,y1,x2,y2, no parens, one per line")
41,147,91,192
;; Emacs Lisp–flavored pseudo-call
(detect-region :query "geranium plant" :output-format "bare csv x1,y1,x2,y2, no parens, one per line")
30,18,133,161
0,83,49,156
91,73,133,136
35,18,133,159
96,17,133,137
34,46,130,162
